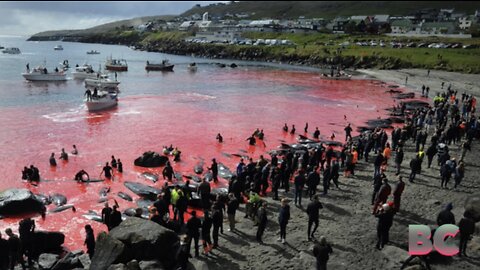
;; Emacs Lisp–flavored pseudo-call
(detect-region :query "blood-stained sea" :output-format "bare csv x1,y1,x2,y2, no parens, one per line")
0,39,414,250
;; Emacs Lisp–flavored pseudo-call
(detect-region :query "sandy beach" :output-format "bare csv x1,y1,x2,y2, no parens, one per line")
185,68,480,270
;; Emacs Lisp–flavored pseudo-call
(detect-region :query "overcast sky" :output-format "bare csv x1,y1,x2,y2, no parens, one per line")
0,1,225,36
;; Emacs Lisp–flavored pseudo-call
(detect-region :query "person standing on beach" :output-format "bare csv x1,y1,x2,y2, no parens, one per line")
227,193,239,231
186,211,202,257
458,210,475,257
278,198,290,244
313,127,320,139
304,122,309,133
307,195,323,241
313,236,333,270
207,158,218,183
101,202,112,231
201,210,213,255
256,202,268,243
84,225,95,258
5,228,25,270
294,171,306,206
405,76,408,85
394,147,403,175
344,123,352,142
393,176,405,212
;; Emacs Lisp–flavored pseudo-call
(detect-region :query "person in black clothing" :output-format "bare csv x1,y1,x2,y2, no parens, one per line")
283,123,288,132
153,194,168,220
110,205,122,229
278,199,290,244
176,192,188,227
208,158,219,183
458,210,476,257
162,161,174,182
344,123,353,142
216,133,223,143
111,155,117,168
60,148,68,161
304,122,309,133
313,127,320,139
5,228,25,270
0,231,9,270
18,218,35,267
212,205,223,248
197,178,211,210
201,211,213,254
375,203,395,250
313,236,333,270
271,168,281,200
306,167,320,199
186,211,202,257
256,202,268,243
176,235,191,270
227,193,239,231
100,162,113,180
307,195,323,241
74,170,90,182
84,89,92,101
294,171,306,206
437,203,455,226
246,135,256,146
290,124,296,134
21,166,29,180
371,173,384,205
394,147,403,175
322,165,330,195
49,153,57,167
330,160,340,189
84,225,95,258
149,207,163,225
117,159,123,173
409,156,421,183
101,202,113,231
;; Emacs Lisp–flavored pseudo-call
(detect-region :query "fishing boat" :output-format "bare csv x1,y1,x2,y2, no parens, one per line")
105,57,128,71
85,74,120,88
187,62,197,72
145,60,174,71
59,60,70,70
22,63,67,81
54,45,63,50
2,47,21,54
85,91,118,111
86,50,100,55
72,64,98,79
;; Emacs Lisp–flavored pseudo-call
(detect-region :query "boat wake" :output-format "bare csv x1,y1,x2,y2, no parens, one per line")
42,106,86,123
176,92,217,102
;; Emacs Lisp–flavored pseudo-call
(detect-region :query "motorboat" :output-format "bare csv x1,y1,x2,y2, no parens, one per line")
22,64,67,81
145,60,174,71
72,64,98,79
85,91,118,111
86,50,100,55
0,45,4,49
85,74,120,88
2,47,21,54
105,57,128,71
59,60,70,70
187,62,197,72
54,45,63,50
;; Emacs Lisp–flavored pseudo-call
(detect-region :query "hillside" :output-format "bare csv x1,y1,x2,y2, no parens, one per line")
182,1,480,19
27,15,175,41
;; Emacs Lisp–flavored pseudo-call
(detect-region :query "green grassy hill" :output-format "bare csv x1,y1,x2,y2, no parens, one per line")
182,1,480,19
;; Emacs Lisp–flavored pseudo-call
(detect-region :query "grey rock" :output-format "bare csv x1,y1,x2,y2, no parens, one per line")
381,245,410,268
465,194,480,222
126,260,141,270
90,232,125,270
189,259,209,270
107,264,128,270
78,253,91,269
139,260,165,270
39,253,59,270
0,188,45,215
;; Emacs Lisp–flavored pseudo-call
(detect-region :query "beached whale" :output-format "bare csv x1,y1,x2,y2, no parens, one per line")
118,192,133,202
99,187,111,197
194,161,204,174
34,193,52,205
50,193,67,206
83,213,103,223
218,163,233,179
124,181,161,200
49,204,75,213
141,172,159,183
134,151,168,167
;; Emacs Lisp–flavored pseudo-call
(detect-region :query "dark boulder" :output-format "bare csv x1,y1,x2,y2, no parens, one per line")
33,231,65,254
90,232,125,270
134,152,168,168
108,217,180,269
139,260,165,270
0,188,45,215
51,250,84,270
465,194,480,222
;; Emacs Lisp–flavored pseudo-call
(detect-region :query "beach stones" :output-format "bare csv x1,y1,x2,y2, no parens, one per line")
465,194,480,222
0,188,45,216
134,151,168,167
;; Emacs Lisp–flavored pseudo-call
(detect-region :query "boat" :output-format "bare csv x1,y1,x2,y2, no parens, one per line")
2,47,21,54
85,74,120,88
54,45,63,50
85,91,118,111
145,60,174,71
59,60,70,70
22,64,67,81
0,45,4,49
87,50,100,55
72,64,98,79
321,73,352,80
105,57,128,71
187,62,197,72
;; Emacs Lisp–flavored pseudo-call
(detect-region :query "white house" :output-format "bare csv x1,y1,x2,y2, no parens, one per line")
459,16,473,30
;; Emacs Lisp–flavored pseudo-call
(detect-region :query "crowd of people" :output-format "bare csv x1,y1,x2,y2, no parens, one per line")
7,81,480,270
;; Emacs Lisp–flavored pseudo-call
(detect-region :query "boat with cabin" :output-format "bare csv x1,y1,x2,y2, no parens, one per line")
22,63,67,81
85,91,118,111
105,57,128,71
2,47,21,54
145,60,174,71
86,50,100,55
54,45,63,50
84,74,120,88
72,64,98,79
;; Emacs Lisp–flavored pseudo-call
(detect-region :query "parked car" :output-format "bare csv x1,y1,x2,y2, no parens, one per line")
406,42,417,48
451,43,463,49
417,43,427,48
463,44,478,49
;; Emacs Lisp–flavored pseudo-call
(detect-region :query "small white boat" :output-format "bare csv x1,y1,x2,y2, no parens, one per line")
2,47,21,54
59,60,70,70
105,57,128,71
22,64,67,81
86,50,100,55
84,74,120,88
72,64,98,79
54,45,63,50
86,92,118,111
187,62,197,72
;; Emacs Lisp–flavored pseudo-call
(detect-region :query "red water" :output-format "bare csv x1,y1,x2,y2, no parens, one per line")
0,70,408,250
